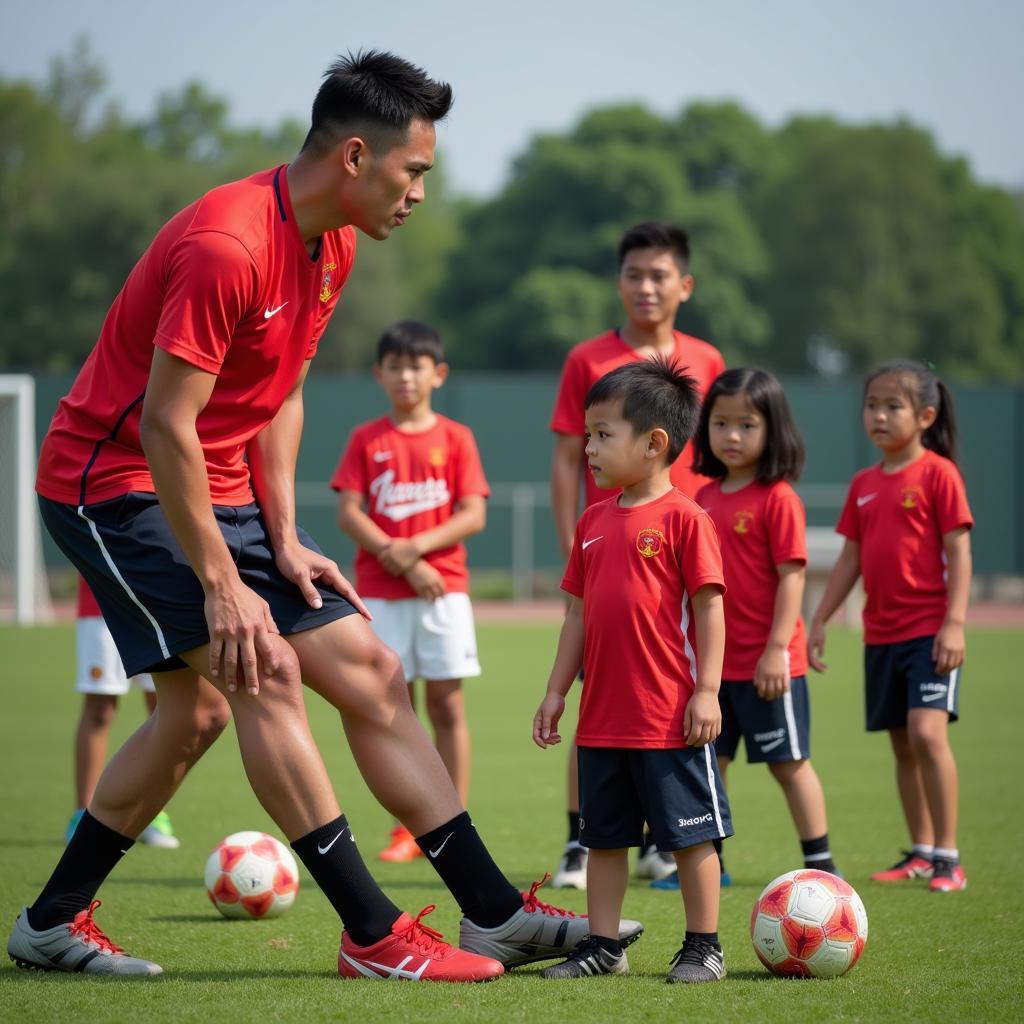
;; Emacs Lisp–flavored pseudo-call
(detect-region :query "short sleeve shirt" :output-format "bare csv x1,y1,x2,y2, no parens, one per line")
697,479,808,679
331,415,490,599
37,165,356,506
550,329,725,502
835,450,973,644
562,488,725,748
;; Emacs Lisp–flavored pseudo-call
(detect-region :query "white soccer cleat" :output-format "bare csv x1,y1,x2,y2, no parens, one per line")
635,844,677,881
7,902,163,976
551,844,588,890
459,875,643,968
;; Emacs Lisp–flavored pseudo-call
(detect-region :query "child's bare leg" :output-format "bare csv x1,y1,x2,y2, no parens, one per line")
142,690,158,715
673,842,720,933
586,848,629,940
768,759,828,839
889,727,935,846
906,709,958,849
75,695,118,809
425,679,471,806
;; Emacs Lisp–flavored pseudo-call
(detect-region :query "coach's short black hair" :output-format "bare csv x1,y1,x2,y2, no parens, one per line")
585,359,700,464
376,319,445,364
302,50,453,155
692,368,806,482
617,221,691,273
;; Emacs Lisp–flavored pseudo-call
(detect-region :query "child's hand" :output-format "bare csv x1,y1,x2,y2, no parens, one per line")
533,692,565,748
754,646,790,700
807,620,828,672
378,538,422,575
933,622,965,675
683,690,721,747
404,561,446,601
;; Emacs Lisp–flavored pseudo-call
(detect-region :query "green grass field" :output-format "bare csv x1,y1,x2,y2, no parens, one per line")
1,622,1022,1022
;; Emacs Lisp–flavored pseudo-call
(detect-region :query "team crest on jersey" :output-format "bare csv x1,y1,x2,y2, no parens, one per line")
320,262,338,303
636,527,665,558
733,509,755,534
428,447,447,468
900,485,923,509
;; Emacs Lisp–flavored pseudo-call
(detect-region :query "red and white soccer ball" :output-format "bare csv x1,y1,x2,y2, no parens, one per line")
750,869,868,979
205,831,299,920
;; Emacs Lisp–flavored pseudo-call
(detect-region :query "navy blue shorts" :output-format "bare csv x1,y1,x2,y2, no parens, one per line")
578,746,733,852
715,677,811,764
40,493,359,677
864,636,962,731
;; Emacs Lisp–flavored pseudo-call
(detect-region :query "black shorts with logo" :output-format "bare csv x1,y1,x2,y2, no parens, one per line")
864,636,962,731
715,677,812,764
578,745,733,852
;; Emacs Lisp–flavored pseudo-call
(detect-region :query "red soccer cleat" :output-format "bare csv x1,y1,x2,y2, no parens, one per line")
378,825,424,863
929,860,967,892
339,905,504,982
870,851,934,882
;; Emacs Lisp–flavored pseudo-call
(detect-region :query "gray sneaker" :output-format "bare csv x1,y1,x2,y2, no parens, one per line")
666,937,726,983
460,876,643,968
541,938,629,979
7,902,163,976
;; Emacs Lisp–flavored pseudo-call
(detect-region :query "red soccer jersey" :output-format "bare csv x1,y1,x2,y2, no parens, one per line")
550,329,725,503
331,415,490,599
697,479,808,679
37,166,356,506
562,489,726,748
835,450,973,645
77,576,102,619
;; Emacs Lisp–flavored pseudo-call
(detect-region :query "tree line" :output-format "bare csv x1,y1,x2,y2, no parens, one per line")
2,41,1022,379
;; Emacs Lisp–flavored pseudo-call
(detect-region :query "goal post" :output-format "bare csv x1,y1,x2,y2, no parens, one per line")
0,374,54,625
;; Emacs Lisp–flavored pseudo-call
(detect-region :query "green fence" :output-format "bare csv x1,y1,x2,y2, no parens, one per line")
32,372,1023,583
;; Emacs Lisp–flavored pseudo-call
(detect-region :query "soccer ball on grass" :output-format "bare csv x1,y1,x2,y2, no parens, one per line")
205,830,299,919
750,868,868,978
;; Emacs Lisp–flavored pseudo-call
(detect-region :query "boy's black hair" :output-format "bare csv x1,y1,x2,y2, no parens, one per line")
376,319,445,364
617,221,691,274
865,359,959,464
692,368,806,483
585,358,700,464
303,50,453,155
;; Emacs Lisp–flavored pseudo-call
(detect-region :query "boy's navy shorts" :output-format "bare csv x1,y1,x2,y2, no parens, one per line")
40,493,359,677
864,636,962,731
578,745,733,852
715,677,811,764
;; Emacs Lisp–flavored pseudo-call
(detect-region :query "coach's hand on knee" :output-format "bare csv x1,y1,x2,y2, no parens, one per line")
205,581,280,695
275,541,372,620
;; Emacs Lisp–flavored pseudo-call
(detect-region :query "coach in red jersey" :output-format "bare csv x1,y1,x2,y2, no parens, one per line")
12,52,613,983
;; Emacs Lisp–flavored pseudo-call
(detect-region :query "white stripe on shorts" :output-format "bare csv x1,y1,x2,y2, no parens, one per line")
77,504,171,660
947,667,959,713
781,688,802,760
702,745,726,837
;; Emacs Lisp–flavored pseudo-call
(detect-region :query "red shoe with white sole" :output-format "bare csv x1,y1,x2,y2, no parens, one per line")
870,851,934,882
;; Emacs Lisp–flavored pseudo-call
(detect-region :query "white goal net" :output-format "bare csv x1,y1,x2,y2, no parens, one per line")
0,375,54,624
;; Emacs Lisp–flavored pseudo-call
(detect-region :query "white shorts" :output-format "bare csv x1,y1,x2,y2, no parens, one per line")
76,618,155,695
363,593,482,683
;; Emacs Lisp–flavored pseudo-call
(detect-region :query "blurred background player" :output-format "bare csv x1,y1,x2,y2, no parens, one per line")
809,360,972,893
67,576,179,849
534,360,731,982
684,369,838,891
334,320,487,862
548,221,725,888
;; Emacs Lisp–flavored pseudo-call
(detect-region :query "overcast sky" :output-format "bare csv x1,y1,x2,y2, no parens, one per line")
2,0,1021,197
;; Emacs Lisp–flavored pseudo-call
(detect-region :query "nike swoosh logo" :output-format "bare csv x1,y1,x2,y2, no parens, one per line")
581,536,603,550
372,451,392,462
921,691,947,702
264,302,289,319
428,833,454,858
857,493,877,507
760,737,786,752
318,827,349,854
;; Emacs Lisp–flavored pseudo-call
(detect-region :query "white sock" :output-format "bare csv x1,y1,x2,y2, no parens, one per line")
933,846,959,862
912,843,935,860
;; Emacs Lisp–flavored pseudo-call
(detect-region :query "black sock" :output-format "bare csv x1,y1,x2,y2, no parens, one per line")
568,811,581,846
686,930,720,948
416,812,522,927
592,934,622,955
801,834,834,871
29,811,134,930
291,815,400,947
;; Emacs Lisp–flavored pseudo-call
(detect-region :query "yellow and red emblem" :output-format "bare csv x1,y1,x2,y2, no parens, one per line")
428,447,447,468
734,509,755,535
636,527,665,558
900,486,923,510
320,262,338,303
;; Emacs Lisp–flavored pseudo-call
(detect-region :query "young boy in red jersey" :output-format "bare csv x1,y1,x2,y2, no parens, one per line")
534,360,732,983
333,320,487,862
549,222,725,888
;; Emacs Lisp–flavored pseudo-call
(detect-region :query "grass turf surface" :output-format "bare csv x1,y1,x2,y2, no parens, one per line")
1,623,1022,1022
